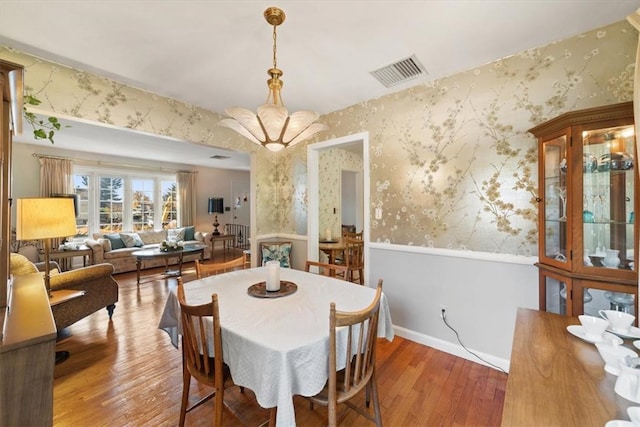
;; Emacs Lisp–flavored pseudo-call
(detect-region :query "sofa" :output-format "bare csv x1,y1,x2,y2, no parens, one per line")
84,226,212,274
10,253,119,331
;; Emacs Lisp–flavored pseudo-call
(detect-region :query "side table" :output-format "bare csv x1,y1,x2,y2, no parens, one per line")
49,289,86,364
210,234,236,260
48,245,93,271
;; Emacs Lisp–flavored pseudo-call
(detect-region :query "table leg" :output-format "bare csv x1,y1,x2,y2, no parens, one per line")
178,253,184,275
136,259,142,285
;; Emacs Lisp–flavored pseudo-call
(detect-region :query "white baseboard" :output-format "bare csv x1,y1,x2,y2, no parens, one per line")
393,326,510,373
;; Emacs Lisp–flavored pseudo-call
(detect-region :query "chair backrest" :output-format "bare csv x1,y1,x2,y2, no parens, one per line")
305,260,348,279
329,279,383,411
342,230,363,240
343,237,364,268
260,241,292,268
176,277,223,387
341,224,356,235
195,256,244,279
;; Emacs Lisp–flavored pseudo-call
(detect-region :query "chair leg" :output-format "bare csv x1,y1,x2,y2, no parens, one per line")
370,373,382,427
179,370,191,427
214,384,224,427
106,304,116,319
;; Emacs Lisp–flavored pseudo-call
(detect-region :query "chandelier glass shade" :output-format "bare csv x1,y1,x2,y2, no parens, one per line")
220,7,328,152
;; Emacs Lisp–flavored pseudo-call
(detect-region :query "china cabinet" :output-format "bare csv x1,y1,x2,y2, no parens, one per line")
530,102,639,319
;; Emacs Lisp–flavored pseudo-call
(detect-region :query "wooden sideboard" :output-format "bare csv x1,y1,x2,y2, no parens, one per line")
502,307,632,426
0,274,57,426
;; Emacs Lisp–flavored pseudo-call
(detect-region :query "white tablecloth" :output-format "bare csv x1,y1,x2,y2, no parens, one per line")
158,267,394,427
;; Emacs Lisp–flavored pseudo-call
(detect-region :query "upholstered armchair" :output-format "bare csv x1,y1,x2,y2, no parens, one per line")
10,253,119,331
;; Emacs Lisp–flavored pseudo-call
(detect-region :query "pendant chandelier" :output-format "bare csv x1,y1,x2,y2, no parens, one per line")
220,7,328,152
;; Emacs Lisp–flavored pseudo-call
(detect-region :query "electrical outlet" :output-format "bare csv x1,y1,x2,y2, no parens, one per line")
440,305,448,319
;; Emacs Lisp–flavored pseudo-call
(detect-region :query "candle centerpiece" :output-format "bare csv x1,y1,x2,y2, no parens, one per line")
325,228,332,241
266,260,281,292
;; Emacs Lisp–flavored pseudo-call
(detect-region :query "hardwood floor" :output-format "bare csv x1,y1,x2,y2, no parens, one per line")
53,250,507,426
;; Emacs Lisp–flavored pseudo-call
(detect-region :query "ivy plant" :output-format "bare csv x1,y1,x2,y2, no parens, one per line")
23,94,64,143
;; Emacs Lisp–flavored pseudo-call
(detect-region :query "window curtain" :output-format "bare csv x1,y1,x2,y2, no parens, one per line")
39,156,73,197
38,156,73,251
176,171,197,227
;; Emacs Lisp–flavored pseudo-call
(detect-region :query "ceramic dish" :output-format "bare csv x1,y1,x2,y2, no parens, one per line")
605,421,634,427
609,326,640,339
567,325,623,345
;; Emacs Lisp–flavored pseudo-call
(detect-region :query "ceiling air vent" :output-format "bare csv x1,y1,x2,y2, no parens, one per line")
370,54,428,88
210,155,230,160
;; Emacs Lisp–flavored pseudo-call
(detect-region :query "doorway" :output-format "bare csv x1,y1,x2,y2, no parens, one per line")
307,132,370,284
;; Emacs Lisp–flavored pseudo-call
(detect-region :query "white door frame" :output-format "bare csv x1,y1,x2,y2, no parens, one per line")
307,131,370,285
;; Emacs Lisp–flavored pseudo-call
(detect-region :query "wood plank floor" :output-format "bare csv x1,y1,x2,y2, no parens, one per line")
53,249,507,426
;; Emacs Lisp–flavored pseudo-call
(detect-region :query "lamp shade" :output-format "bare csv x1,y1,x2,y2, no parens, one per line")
208,197,224,214
16,198,77,240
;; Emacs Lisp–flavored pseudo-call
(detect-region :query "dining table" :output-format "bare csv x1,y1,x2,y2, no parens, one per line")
318,239,346,264
158,267,394,427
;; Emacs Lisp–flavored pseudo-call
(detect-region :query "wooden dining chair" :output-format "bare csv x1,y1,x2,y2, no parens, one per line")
342,229,363,240
309,279,384,427
343,237,364,285
177,277,238,427
194,256,245,279
305,260,349,280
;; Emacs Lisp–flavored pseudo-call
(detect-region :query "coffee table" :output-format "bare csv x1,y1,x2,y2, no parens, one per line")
132,244,205,285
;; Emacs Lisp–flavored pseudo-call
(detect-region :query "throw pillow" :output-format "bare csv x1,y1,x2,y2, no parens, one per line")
183,226,196,241
168,227,186,241
9,253,38,276
139,230,167,245
98,238,112,252
120,232,144,248
261,243,292,268
103,233,125,250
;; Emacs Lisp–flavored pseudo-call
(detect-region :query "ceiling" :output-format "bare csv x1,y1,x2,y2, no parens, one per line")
1,0,639,168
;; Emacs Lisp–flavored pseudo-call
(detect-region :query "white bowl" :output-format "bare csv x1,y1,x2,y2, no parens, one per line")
627,406,640,423
595,342,637,375
600,310,635,334
579,315,609,341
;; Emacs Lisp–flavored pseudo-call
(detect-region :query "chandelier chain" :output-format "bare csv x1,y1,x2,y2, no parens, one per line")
272,23,278,70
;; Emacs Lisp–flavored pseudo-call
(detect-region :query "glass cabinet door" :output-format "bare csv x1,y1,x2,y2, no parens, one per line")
542,274,570,315
582,288,636,318
580,124,636,276
541,135,569,268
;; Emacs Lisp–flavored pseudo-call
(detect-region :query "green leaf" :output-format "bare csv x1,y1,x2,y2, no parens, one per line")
34,129,47,139
25,95,41,106
48,116,58,124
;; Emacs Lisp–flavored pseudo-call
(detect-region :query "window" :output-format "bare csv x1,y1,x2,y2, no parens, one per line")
74,166,176,236
73,174,90,237
161,181,177,229
131,178,154,231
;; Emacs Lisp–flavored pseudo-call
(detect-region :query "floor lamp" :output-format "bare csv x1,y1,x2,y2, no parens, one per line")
15,198,77,297
16,198,77,364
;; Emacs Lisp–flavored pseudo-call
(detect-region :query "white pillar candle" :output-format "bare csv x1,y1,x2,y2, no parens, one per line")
325,228,332,241
266,260,281,291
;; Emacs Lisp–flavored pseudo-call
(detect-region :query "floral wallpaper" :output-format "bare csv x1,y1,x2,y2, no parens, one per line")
1,19,637,256
0,44,282,235
319,148,363,238
278,20,637,256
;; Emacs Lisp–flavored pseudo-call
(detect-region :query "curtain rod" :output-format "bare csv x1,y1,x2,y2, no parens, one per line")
31,153,197,174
